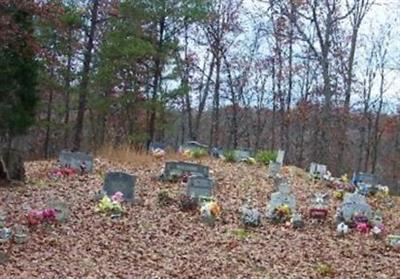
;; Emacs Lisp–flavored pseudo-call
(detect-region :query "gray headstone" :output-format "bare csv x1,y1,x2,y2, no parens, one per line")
59,150,93,172
278,181,291,194
267,191,296,217
186,176,214,199
164,161,209,180
353,172,378,186
234,150,251,162
103,172,136,201
276,150,285,165
340,192,372,223
268,162,281,178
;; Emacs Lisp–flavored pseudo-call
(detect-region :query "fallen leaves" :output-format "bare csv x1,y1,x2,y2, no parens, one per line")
0,158,399,278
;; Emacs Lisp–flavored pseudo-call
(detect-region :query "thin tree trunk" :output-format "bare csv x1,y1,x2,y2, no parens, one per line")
63,28,73,148
147,17,165,150
73,0,99,151
44,89,54,158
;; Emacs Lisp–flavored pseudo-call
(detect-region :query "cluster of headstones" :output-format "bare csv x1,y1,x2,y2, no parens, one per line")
58,151,215,203
57,150,400,246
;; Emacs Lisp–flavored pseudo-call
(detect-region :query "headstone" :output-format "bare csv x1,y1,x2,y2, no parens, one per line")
163,161,209,180
309,162,327,177
310,193,329,219
103,172,136,202
276,150,285,165
234,150,251,162
353,172,378,186
59,150,93,172
186,176,214,199
267,180,295,220
268,162,281,178
278,181,291,194
340,192,372,223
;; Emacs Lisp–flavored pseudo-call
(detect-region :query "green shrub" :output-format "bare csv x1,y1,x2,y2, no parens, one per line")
223,150,236,162
191,148,208,158
256,150,278,166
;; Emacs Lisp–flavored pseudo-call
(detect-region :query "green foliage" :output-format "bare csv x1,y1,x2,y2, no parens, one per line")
0,8,38,137
191,148,207,158
223,150,236,162
256,150,278,166
231,228,251,240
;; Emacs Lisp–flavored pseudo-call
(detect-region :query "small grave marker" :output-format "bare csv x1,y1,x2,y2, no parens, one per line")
103,172,136,202
309,162,327,177
186,176,214,199
59,150,93,172
234,150,251,162
276,150,285,166
268,162,281,178
309,193,329,219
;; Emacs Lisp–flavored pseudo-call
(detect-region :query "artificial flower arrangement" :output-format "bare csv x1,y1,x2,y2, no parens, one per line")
240,201,261,227
27,208,57,226
95,192,124,217
333,190,345,200
151,148,166,159
199,197,221,226
243,157,257,165
49,167,77,179
272,204,292,223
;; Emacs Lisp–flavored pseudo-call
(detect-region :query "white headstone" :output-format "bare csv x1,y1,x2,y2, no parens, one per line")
276,150,285,165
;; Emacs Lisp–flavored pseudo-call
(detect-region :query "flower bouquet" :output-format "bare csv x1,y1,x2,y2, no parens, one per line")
95,192,124,218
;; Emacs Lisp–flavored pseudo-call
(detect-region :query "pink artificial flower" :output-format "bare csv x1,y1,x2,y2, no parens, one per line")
356,222,370,234
112,192,124,203
42,208,56,221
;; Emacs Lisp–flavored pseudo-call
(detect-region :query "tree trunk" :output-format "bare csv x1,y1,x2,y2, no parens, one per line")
73,0,100,151
44,88,54,158
63,28,73,148
147,17,165,150
210,53,221,147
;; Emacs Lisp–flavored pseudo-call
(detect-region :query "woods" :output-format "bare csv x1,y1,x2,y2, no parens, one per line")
1,0,399,185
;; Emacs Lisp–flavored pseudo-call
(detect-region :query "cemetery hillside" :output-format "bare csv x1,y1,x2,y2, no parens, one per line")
1,0,400,278
0,152,399,278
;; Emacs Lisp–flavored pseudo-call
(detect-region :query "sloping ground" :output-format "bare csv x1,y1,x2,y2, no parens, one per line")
0,157,399,279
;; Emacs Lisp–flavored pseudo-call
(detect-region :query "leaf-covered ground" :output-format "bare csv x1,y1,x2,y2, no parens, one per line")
1,157,399,278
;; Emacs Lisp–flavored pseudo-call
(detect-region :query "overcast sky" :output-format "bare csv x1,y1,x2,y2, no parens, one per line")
240,0,400,111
